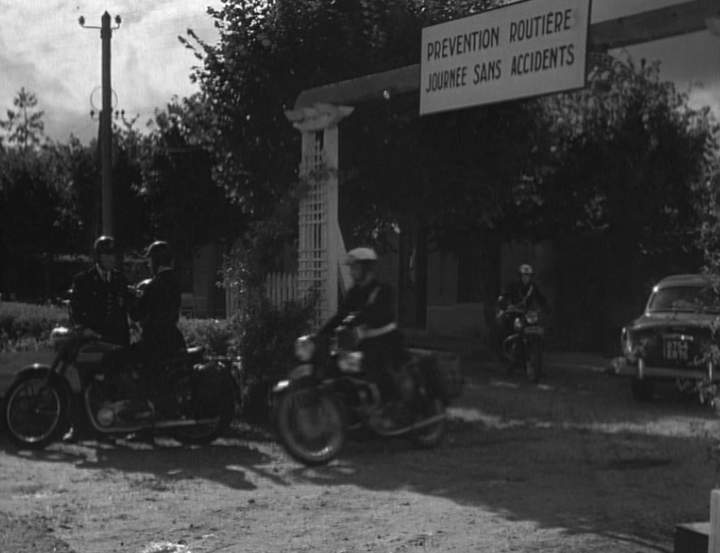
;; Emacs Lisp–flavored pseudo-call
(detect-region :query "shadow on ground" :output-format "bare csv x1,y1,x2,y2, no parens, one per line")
282,364,720,552
0,422,283,492
1,361,719,552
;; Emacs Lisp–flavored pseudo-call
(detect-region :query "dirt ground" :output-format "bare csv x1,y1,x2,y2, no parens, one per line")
2,360,720,553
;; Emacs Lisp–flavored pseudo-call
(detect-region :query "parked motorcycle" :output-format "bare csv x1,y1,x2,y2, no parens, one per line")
497,304,545,383
271,316,462,466
2,326,240,449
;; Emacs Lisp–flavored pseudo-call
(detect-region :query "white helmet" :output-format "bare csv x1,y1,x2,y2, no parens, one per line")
345,247,378,264
519,264,534,276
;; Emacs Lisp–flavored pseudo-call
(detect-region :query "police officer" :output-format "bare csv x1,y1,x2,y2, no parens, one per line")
70,235,131,346
131,240,186,363
498,264,549,312
320,247,402,404
496,263,549,349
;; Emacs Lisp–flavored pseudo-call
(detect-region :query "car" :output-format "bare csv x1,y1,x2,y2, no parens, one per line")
610,273,720,402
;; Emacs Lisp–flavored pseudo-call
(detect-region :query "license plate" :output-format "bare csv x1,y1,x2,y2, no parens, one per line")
664,340,689,361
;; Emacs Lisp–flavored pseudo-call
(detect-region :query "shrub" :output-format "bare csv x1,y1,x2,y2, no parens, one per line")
0,301,69,351
232,292,317,422
178,317,236,356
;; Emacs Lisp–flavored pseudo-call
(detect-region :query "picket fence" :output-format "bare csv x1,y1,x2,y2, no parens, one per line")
265,272,299,308
225,272,300,319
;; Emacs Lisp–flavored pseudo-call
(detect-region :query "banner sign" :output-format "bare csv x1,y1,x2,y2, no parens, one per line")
420,0,591,115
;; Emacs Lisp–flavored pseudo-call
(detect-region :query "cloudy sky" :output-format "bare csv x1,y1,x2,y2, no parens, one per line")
0,0,718,143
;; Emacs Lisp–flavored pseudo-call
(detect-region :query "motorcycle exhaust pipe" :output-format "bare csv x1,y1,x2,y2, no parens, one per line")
376,413,446,437
153,417,219,429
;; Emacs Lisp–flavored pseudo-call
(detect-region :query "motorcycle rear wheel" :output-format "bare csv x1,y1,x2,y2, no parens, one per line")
275,388,345,466
4,374,70,449
171,387,235,445
411,397,446,449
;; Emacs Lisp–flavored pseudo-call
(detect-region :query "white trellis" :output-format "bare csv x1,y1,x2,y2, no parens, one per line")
286,103,354,327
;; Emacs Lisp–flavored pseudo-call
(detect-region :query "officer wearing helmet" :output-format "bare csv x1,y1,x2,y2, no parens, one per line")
69,235,131,346
496,263,549,342
131,240,186,361
498,263,548,312
320,247,402,404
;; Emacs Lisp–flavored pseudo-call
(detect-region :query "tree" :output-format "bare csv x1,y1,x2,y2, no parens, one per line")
133,95,246,268
0,88,45,152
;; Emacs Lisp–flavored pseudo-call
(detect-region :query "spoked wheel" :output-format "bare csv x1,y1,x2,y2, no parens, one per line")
411,397,447,449
275,388,345,466
4,374,69,449
171,387,235,445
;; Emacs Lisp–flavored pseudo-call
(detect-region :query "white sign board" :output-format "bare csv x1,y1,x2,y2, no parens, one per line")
420,0,591,115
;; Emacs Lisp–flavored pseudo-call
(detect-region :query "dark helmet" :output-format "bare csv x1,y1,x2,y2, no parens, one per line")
94,235,116,257
144,240,173,266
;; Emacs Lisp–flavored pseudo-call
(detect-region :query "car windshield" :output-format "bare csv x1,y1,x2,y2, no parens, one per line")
647,285,720,313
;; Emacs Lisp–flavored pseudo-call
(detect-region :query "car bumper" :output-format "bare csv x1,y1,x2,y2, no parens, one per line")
609,356,720,381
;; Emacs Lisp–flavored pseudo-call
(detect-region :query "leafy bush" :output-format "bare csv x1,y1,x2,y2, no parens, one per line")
0,301,238,355
0,301,69,351
178,317,236,356
232,292,317,422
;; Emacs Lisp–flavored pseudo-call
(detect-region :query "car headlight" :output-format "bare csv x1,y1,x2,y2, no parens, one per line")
513,317,524,331
294,335,315,362
525,311,539,325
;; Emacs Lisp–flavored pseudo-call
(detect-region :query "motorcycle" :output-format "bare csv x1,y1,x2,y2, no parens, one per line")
2,325,240,449
497,303,545,383
271,316,462,466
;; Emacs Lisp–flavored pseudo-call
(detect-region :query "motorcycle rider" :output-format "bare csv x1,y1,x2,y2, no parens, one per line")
496,263,549,350
131,240,187,364
70,235,131,346
319,247,402,407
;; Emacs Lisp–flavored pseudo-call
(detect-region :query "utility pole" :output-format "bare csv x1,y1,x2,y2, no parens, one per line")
79,12,121,237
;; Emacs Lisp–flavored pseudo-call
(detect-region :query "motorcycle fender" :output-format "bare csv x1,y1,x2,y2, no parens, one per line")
10,365,74,405
272,364,315,395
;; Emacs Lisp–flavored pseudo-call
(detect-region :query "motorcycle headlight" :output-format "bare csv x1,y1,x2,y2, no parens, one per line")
525,311,539,325
50,326,71,351
294,335,315,362
513,317,524,331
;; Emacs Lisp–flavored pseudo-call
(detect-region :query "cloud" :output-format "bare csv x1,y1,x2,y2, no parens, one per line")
0,0,220,141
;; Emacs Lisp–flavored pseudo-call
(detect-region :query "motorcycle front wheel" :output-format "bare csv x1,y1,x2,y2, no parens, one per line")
275,388,345,466
4,373,70,449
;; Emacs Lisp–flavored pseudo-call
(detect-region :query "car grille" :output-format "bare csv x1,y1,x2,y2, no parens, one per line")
632,327,712,368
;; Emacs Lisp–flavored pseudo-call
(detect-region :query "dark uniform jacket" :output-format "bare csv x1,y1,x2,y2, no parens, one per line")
321,278,402,398
131,267,186,358
321,278,396,336
499,280,548,312
70,265,131,346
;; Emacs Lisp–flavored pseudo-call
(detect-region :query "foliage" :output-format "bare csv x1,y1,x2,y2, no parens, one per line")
132,95,246,263
0,301,68,351
178,316,235,356
231,292,317,422
185,0,499,247
0,87,45,151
